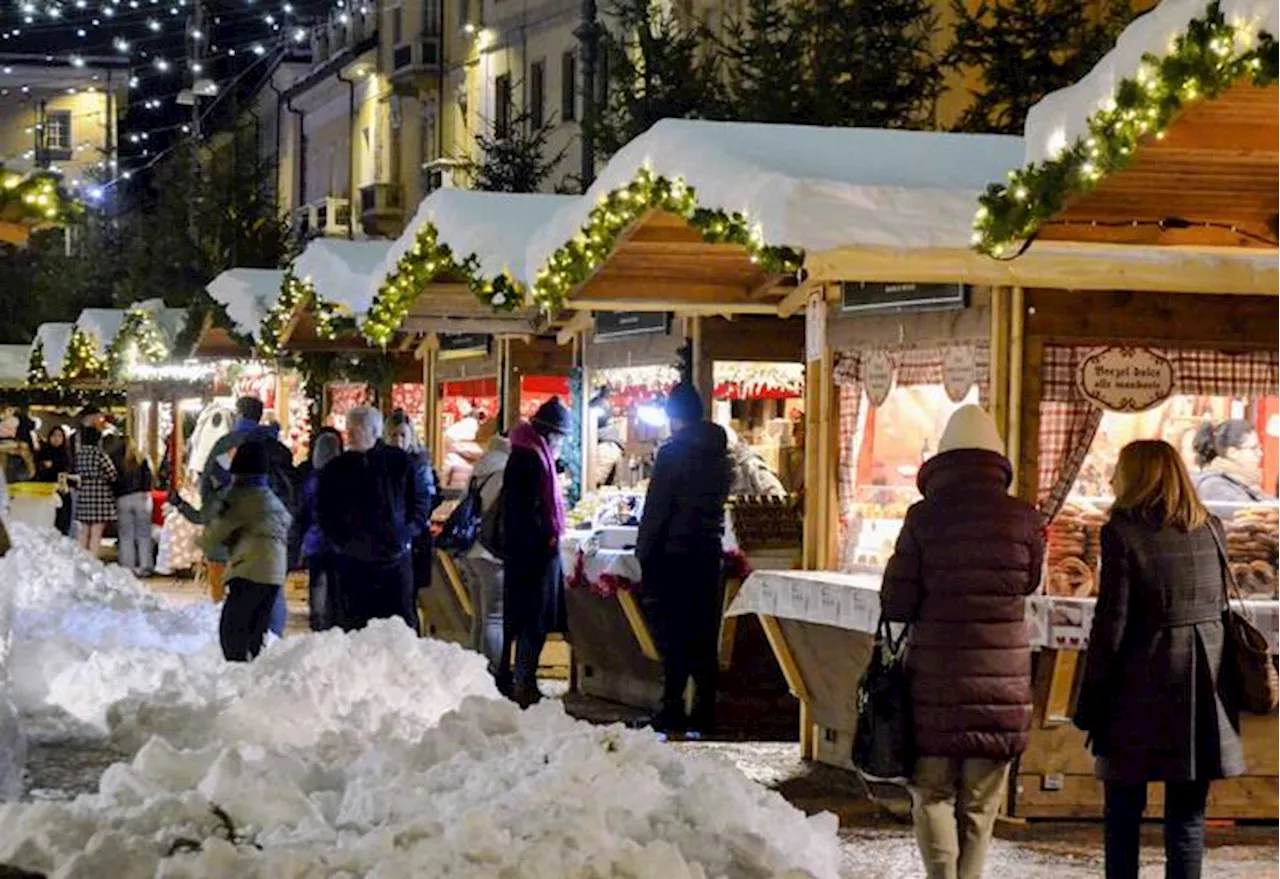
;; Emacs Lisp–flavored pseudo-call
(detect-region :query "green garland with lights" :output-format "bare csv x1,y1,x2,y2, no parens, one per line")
531,167,803,313
0,168,80,227
972,1,1279,256
361,225,525,349
4,383,125,409
60,326,109,381
258,269,356,358
27,340,47,384
106,307,170,379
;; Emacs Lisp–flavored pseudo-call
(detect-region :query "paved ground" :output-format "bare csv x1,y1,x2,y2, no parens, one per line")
28,574,1269,879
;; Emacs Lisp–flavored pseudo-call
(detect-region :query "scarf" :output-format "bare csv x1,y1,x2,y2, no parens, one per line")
1205,457,1265,501
510,422,565,537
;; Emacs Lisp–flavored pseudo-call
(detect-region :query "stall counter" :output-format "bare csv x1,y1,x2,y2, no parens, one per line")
729,568,1280,817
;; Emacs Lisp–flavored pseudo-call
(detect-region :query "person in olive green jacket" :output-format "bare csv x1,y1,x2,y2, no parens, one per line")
199,441,292,661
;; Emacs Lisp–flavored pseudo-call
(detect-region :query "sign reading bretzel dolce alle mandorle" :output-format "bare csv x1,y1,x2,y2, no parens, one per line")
1077,347,1176,413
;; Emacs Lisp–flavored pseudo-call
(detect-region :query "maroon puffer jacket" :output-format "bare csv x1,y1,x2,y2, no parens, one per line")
880,449,1045,760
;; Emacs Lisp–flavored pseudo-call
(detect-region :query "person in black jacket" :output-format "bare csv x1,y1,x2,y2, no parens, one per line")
318,406,431,634
637,383,733,735
385,409,441,595
501,397,572,708
37,426,73,535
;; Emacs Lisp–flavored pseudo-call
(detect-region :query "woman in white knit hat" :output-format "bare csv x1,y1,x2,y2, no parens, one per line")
880,404,1045,879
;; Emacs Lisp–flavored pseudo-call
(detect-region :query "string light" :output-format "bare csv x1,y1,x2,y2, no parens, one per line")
972,1,1279,256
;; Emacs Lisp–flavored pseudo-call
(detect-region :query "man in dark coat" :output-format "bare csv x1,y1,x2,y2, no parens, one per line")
880,405,1044,879
500,397,572,708
318,406,432,634
637,383,733,735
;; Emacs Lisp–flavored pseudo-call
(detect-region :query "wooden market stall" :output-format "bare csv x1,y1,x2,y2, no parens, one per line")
728,1,1280,820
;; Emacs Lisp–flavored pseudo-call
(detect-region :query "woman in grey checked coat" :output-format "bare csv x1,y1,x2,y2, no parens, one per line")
1075,439,1244,879
73,426,118,556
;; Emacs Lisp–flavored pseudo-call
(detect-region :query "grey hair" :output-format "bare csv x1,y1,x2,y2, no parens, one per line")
312,432,343,470
346,406,383,439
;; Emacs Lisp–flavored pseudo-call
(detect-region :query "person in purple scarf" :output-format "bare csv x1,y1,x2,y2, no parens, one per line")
499,397,571,707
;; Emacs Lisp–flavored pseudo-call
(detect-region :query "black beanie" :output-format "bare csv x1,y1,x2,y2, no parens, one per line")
230,440,268,476
665,383,704,422
532,396,573,435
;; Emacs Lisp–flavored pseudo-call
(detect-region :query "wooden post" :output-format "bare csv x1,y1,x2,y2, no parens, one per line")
146,391,160,469
172,396,185,490
274,370,290,436
1008,286,1026,494
421,339,440,469
989,286,1011,444
819,341,838,570
801,291,824,570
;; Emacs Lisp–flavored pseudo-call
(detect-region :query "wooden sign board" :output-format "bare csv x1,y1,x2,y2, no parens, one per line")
1077,347,1176,413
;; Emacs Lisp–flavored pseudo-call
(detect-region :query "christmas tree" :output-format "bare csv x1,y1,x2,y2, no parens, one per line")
796,0,943,128
945,0,1135,134
720,0,942,129
468,105,569,193
718,0,810,124
589,0,725,158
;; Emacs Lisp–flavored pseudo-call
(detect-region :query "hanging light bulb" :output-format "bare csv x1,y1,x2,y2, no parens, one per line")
154,56,170,71
147,17,160,30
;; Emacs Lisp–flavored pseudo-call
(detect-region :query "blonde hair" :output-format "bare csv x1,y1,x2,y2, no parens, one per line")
1111,439,1210,532
123,437,148,474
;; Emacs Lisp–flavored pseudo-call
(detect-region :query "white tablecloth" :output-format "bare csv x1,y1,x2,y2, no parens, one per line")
728,569,1280,655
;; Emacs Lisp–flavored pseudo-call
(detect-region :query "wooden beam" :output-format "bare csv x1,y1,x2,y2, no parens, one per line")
556,310,593,346
577,278,758,303
565,297,779,316
746,272,786,299
757,613,815,760
617,590,660,661
777,281,815,318
401,316,537,335
276,302,309,348
804,242,1279,296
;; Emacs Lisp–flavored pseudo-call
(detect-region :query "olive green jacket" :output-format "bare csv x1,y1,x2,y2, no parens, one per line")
198,478,292,586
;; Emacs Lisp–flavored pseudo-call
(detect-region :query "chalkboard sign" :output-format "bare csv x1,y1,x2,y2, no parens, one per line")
840,282,967,315
438,333,490,359
594,311,670,340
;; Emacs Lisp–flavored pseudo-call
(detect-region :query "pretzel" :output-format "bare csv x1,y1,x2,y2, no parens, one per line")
1051,557,1095,598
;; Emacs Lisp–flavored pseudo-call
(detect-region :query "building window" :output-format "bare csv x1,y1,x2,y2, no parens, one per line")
529,60,545,128
495,73,512,140
44,110,71,158
390,3,403,44
560,51,576,122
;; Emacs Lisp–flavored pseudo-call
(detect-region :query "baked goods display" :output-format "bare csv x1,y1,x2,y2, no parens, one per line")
566,488,647,530
1224,505,1278,598
1046,501,1107,597
729,495,803,551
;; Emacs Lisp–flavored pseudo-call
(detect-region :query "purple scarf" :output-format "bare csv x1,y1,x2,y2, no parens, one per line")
510,422,565,537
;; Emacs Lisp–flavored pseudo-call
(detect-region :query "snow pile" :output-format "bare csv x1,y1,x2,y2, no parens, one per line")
0,699,840,878
1,523,218,733
1025,0,1280,163
205,268,285,341
292,237,393,318
0,526,842,878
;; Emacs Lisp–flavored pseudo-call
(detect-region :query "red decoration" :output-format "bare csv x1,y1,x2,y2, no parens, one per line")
520,374,571,420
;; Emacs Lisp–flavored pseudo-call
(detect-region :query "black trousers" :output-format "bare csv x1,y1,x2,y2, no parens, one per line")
220,577,282,662
333,553,419,635
307,555,336,632
642,549,723,726
1105,780,1210,879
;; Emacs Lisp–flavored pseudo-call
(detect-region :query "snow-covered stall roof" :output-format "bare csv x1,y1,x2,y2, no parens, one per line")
74,308,126,351
34,322,74,377
292,237,393,318
378,188,575,293
1025,0,1279,165
206,268,284,341
527,119,1025,278
130,298,189,348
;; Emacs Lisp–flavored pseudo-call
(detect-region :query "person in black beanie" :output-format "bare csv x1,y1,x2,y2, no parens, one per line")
500,396,572,707
199,441,292,661
636,382,733,735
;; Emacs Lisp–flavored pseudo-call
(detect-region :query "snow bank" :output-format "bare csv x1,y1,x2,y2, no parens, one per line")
0,699,840,878
1025,0,1280,164
0,525,841,878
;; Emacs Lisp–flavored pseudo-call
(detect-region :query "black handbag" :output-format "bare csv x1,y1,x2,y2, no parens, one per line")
437,473,494,552
852,616,915,783
1209,524,1279,715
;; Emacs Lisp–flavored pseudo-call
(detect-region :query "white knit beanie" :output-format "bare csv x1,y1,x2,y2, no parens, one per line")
937,404,1005,456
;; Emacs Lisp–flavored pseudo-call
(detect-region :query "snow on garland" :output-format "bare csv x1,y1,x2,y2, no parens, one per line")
973,1,1279,256
26,339,47,384
258,269,355,357
0,168,79,227
60,325,108,381
106,306,170,378
531,166,803,313
361,224,523,349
